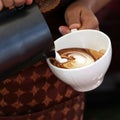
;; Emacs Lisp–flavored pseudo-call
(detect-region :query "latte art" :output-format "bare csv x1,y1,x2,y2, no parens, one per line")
50,48,105,69
61,51,94,68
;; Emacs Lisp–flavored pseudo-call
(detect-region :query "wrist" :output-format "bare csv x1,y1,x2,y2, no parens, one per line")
76,0,111,13
75,0,96,12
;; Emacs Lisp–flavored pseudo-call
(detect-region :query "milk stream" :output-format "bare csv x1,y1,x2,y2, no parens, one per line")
55,52,68,63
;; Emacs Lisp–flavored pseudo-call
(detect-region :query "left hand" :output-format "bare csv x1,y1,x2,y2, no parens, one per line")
59,1,99,35
0,0,33,11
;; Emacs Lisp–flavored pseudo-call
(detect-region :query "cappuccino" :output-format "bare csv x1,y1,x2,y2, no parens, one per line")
50,48,105,69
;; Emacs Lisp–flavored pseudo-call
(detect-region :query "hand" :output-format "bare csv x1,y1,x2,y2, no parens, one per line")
59,1,99,35
0,0,33,11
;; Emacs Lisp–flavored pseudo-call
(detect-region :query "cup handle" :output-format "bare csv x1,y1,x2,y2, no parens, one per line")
71,29,78,32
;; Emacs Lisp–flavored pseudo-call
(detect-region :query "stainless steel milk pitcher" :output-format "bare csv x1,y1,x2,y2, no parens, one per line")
0,4,55,78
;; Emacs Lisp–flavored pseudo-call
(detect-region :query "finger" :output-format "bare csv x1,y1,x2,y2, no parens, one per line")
69,23,81,30
2,0,14,9
0,0,3,11
96,27,100,30
59,26,71,35
14,0,25,7
26,0,33,5
65,11,81,29
80,18,99,30
79,10,99,30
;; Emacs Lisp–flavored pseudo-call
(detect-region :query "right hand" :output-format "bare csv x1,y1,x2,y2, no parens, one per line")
59,0,99,35
0,0,33,11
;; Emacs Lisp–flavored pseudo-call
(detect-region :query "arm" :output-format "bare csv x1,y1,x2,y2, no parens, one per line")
79,0,111,13
59,0,111,35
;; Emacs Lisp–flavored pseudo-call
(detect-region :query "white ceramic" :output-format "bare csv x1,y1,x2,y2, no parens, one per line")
47,29,112,92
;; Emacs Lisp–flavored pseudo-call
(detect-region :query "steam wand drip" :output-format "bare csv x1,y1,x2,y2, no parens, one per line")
46,48,67,63
55,52,68,63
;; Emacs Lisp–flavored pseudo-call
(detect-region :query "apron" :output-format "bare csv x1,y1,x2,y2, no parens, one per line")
0,0,84,119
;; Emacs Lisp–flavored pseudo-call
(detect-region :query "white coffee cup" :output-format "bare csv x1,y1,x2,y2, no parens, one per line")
47,29,112,92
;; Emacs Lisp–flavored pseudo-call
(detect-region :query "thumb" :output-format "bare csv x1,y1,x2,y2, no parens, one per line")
59,26,71,35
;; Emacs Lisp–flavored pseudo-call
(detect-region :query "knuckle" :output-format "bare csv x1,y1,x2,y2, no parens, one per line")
0,1,3,10
14,0,25,6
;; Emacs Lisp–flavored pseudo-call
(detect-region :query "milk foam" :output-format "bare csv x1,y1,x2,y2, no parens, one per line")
50,48,104,69
62,52,95,69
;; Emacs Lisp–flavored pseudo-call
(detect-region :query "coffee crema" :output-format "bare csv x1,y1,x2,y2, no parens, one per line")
50,48,105,69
